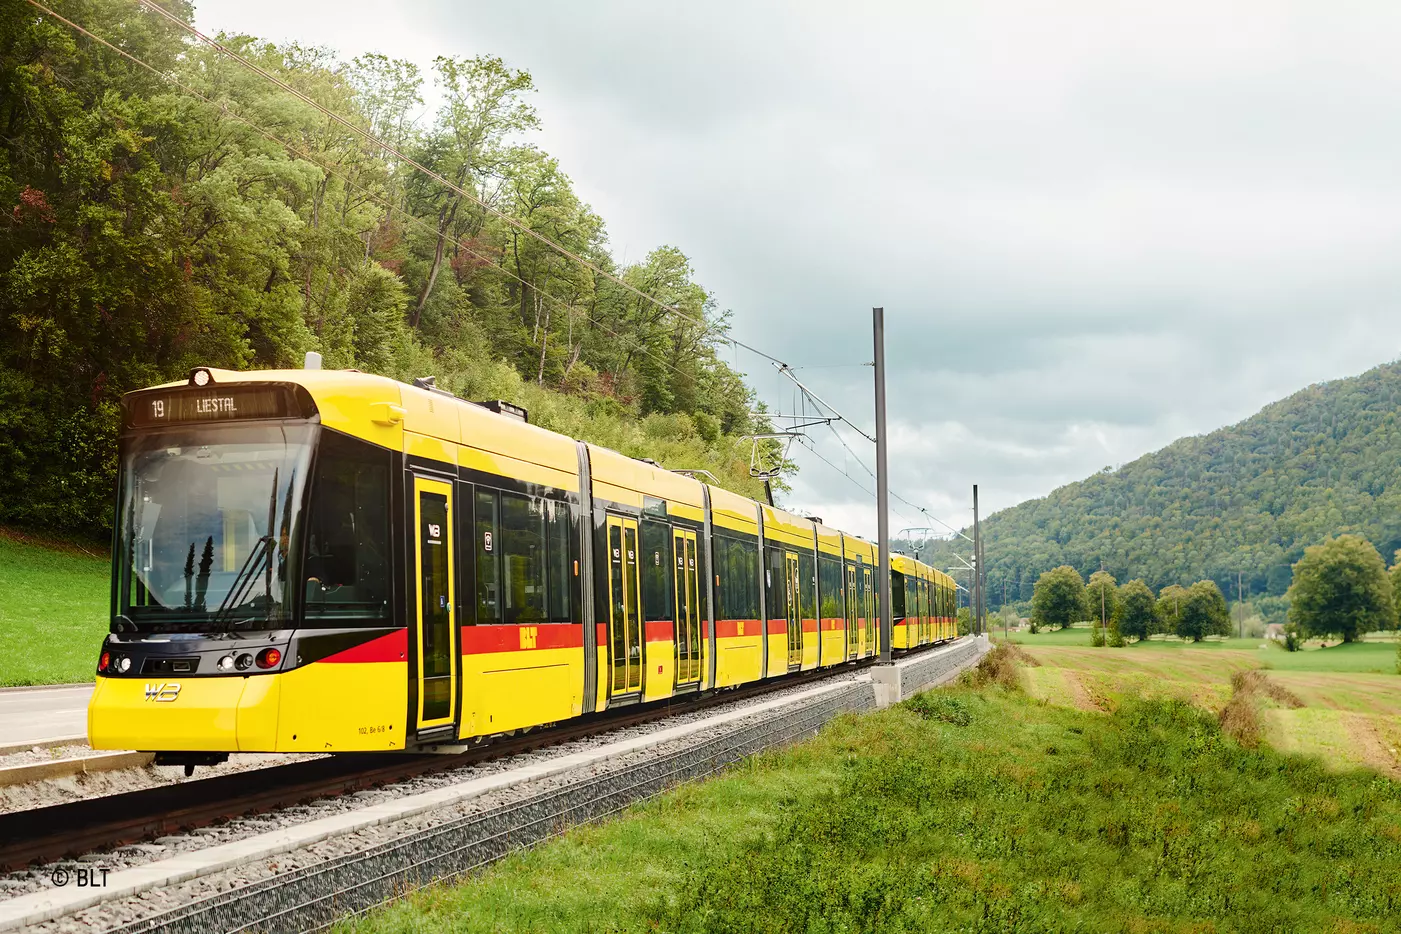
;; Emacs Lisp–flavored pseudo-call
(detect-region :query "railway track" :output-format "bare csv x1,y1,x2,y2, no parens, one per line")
0,663,865,872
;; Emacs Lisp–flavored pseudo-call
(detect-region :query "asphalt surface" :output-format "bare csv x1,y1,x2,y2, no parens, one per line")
0,686,90,748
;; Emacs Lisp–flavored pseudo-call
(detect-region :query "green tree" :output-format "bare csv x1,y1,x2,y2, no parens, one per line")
1287,535,1393,643
1117,579,1158,643
408,55,538,328
1155,584,1187,637
1177,580,1231,642
1031,566,1088,631
0,6,783,539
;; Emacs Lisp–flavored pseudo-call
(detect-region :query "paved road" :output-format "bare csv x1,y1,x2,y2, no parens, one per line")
0,685,91,747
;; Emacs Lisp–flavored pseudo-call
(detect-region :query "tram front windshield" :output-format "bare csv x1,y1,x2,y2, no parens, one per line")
115,424,314,632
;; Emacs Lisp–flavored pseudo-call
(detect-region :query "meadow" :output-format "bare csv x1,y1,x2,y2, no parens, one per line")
337,646,1401,934
0,530,109,686
1011,629,1401,779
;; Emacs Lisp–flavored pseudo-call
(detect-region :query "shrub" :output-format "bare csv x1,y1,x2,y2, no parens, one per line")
902,692,972,726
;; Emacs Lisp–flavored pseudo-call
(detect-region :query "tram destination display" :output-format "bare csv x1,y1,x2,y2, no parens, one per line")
124,385,307,427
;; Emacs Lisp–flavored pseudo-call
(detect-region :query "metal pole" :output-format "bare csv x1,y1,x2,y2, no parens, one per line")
972,484,982,636
874,307,893,663
979,510,987,635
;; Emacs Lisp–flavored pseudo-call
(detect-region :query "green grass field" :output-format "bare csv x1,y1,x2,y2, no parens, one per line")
337,651,1401,934
0,531,109,686
1019,638,1401,778
1009,624,1401,673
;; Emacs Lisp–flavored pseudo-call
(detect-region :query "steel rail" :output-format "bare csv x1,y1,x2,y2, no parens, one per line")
0,662,865,872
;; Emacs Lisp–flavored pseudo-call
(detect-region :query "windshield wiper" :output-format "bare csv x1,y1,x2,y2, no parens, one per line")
213,535,273,630
214,466,282,633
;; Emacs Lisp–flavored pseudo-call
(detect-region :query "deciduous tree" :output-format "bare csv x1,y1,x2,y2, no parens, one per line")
1117,579,1158,643
1287,535,1393,643
1031,566,1088,631
1155,584,1187,636
1177,581,1230,642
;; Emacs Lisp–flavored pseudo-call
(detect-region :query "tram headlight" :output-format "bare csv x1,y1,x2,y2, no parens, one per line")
255,648,282,669
235,653,254,671
217,655,235,672
188,367,213,387
117,656,132,673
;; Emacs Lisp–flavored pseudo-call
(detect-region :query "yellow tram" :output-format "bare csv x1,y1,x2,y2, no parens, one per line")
88,367,958,760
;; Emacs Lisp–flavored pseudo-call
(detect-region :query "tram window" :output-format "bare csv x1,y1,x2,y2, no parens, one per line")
475,489,500,624
712,537,729,619
500,492,546,624
891,571,906,619
818,556,842,618
765,546,785,620
546,500,573,623
302,430,391,623
798,551,816,619
715,535,758,620
737,539,758,619
641,519,673,622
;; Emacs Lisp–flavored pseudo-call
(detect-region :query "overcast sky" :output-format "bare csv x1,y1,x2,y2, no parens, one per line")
195,0,1401,539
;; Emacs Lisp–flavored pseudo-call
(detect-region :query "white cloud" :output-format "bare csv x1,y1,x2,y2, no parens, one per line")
192,0,1401,536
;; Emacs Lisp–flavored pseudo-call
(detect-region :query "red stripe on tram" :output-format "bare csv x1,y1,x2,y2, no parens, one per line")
645,620,675,643
319,629,407,664
460,623,585,655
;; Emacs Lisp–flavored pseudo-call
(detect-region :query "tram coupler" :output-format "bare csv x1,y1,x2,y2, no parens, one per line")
154,751,230,776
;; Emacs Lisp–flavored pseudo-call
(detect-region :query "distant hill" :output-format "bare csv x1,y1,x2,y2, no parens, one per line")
944,360,1401,605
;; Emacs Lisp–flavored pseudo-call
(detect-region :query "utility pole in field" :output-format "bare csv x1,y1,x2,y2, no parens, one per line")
1238,571,1244,639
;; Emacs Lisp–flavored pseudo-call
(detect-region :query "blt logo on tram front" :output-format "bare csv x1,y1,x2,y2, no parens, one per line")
144,683,181,702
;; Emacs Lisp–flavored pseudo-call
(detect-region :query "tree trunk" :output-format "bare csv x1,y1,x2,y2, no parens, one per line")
413,199,459,327
536,301,551,384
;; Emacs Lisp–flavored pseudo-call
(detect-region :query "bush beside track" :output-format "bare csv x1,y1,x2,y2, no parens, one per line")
336,644,1401,934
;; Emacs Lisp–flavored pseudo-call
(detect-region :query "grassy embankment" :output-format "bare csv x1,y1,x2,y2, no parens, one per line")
337,646,1401,934
0,530,109,687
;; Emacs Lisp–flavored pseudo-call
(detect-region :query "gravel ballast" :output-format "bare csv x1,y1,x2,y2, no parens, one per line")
1,639,984,934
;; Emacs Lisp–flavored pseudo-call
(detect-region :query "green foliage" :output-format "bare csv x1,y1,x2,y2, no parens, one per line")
1155,583,1187,636
1390,549,1401,631
955,605,971,635
934,359,1401,605
1287,534,1394,643
341,682,1401,934
900,692,971,725
1176,580,1231,642
0,5,781,538
1030,565,1088,630
1117,579,1158,642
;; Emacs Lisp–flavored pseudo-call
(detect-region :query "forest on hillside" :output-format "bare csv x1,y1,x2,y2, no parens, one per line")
0,1,782,538
922,360,1401,609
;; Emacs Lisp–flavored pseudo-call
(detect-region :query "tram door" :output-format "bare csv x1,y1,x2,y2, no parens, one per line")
857,565,868,655
413,477,458,734
673,529,702,687
845,563,858,660
919,578,928,645
606,516,644,696
785,552,801,669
